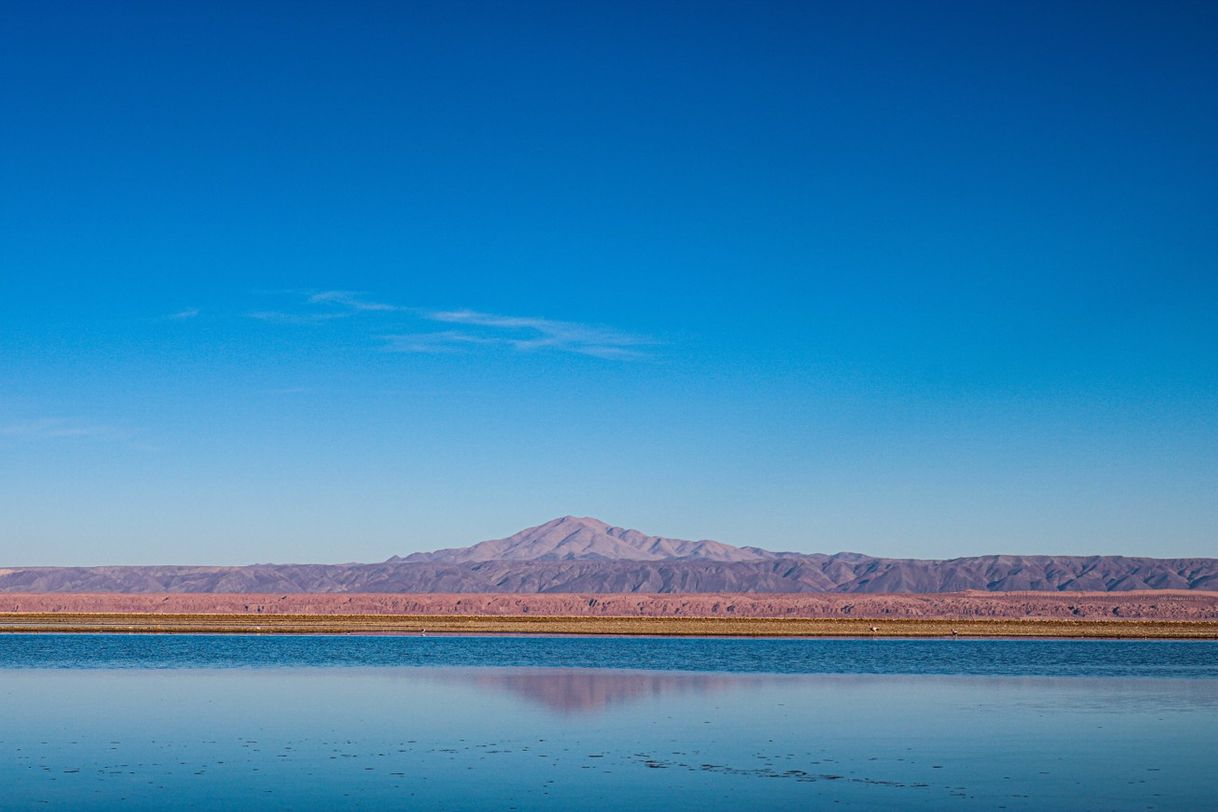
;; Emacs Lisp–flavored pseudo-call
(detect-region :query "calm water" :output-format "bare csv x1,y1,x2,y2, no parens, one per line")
3,634,1217,677
1,636,1215,810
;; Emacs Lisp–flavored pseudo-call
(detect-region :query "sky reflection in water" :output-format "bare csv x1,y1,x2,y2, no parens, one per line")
2,645,1216,810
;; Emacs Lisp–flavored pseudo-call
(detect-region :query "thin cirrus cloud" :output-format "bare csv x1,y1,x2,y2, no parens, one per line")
246,310,351,325
415,309,655,360
245,289,408,324
165,307,200,321
305,290,407,312
247,291,657,360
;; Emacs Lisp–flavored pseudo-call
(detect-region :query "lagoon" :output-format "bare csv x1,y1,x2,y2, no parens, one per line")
2,635,1215,809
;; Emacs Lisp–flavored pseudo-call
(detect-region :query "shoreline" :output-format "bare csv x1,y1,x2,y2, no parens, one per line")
4,590,1218,620
2,613,1217,638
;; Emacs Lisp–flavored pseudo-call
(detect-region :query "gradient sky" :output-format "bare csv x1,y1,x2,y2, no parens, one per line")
1,1,1215,565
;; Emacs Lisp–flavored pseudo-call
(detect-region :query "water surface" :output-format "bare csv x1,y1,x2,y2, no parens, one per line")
2,633,1216,677
1,635,1214,810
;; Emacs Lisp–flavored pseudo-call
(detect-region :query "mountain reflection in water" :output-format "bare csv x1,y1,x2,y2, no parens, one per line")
453,668,747,714
2,659,1214,810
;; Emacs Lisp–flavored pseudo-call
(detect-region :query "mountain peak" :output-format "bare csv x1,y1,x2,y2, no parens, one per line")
404,517,777,564
544,515,610,531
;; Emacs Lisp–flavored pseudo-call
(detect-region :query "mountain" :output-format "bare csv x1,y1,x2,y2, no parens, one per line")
401,516,780,563
2,516,1216,594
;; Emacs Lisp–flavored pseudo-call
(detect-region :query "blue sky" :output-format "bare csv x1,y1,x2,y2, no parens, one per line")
1,1,1215,565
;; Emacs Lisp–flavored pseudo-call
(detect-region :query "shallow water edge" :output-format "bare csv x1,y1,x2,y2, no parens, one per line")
2,633,1217,678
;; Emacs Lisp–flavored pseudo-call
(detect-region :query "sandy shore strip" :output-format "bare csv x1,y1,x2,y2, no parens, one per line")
2,612,1217,638
4,590,1218,619
5,591,1218,637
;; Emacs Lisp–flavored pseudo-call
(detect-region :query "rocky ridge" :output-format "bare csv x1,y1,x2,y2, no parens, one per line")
3,516,1215,594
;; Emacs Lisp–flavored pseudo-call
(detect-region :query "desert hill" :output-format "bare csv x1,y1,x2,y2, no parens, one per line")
2,516,1214,594
401,516,781,563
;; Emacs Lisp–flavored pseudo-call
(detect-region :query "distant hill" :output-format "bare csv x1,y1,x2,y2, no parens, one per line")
2,516,1215,594
401,516,782,564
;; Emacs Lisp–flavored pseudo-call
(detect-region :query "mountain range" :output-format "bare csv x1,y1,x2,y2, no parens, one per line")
2,516,1215,594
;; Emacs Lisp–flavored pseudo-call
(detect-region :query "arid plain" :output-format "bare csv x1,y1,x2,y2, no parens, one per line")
4,590,1217,638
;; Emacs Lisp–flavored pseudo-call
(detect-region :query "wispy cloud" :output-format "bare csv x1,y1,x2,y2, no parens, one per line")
246,310,350,325
427,309,654,359
248,291,657,360
245,290,405,324
306,290,408,312
165,307,200,321
0,418,123,440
